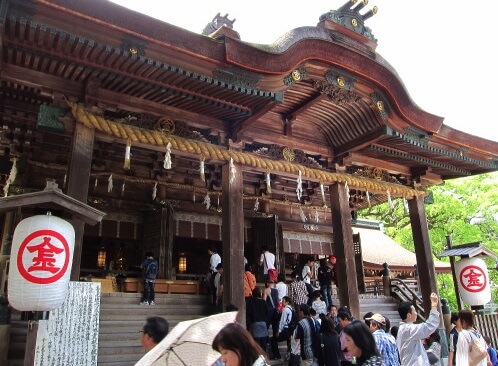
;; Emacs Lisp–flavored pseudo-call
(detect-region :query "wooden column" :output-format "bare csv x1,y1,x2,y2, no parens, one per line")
329,182,360,318
221,161,245,324
408,196,442,319
66,123,95,280
0,211,15,254
408,195,447,357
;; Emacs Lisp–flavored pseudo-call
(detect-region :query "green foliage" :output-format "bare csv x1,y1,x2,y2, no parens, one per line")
360,172,498,312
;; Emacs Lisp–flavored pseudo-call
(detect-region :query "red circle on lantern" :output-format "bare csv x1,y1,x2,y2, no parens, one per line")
17,229,70,284
459,264,487,293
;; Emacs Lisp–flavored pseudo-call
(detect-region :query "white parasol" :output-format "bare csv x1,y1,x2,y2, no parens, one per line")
135,311,238,366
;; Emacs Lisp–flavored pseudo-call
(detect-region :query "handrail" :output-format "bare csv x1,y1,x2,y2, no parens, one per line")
390,278,426,321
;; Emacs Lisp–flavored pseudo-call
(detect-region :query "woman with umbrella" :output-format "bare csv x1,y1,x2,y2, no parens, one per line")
213,322,269,366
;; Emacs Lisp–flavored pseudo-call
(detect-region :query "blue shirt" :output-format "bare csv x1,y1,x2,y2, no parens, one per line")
373,329,400,366
489,346,498,366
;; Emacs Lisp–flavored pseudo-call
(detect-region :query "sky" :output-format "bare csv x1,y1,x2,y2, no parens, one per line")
109,0,498,143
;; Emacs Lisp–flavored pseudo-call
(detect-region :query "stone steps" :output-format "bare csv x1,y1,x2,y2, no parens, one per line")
7,292,402,366
97,293,214,365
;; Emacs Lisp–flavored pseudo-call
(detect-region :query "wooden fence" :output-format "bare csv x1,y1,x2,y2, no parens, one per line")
475,313,498,347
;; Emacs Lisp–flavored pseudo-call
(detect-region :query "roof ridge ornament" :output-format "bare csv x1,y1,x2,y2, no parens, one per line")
319,0,378,43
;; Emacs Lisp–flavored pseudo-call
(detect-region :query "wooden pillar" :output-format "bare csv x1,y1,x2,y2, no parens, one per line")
0,211,15,255
408,195,448,357
407,196,440,317
66,123,95,280
446,235,463,311
221,161,245,324
329,182,360,318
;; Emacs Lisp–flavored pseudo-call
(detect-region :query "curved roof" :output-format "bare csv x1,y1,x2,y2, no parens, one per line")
1,0,497,208
353,227,450,271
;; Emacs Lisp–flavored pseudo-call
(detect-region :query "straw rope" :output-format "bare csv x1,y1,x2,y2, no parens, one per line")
67,101,425,198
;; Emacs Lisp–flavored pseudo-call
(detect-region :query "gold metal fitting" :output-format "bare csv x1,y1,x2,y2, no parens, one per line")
291,70,301,81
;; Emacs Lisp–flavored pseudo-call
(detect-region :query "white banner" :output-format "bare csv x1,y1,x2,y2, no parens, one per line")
35,281,101,366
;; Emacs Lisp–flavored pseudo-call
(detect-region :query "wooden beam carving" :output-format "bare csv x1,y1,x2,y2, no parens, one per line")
231,99,279,142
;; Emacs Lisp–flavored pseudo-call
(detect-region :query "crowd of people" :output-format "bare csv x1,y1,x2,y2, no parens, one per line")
209,244,498,366
137,249,498,366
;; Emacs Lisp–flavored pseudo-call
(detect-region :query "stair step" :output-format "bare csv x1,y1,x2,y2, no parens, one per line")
97,352,142,364
7,292,403,365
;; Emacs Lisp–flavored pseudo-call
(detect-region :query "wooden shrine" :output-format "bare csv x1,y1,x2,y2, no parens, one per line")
0,0,497,320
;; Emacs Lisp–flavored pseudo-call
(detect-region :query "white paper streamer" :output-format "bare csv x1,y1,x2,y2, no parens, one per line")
254,198,260,211
94,177,98,188
152,182,157,201
200,159,205,182
366,191,371,207
403,197,409,214
107,174,113,192
163,142,172,169
193,192,196,203
315,209,319,223
266,172,271,193
123,140,131,170
320,182,326,205
121,182,125,195
63,174,67,188
387,190,394,209
203,193,211,210
345,181,350,200
296,170,303,201
299,207,307,222
3,157,18,197
229,158,236,184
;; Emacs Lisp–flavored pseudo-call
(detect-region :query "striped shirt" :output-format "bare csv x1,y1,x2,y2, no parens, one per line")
372,329,400,366
295,317,315,360
289,280,309,306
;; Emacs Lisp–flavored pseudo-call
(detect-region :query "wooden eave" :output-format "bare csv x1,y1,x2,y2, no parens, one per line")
1,0,497,206
0,187,106,225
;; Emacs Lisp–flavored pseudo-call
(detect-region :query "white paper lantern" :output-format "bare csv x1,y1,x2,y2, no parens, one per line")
8,213,75,311
455,257,491,306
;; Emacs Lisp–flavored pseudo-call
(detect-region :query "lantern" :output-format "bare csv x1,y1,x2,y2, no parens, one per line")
97,247,106,268
455,257,491,306
178,255,187,273
8,213,75,311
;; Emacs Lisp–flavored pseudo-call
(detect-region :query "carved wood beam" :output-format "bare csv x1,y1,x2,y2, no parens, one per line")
333,125,387,160
411,167,443,186
1,64,82,96
230,99,279,142
341,152,411,176
241,129,332,156
1,64,227,131
283,92,327,123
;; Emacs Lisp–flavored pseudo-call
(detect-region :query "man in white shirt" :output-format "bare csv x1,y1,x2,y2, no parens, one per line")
301,258,314,285
259,245,275,282
396,293,440,366
208,248,221,304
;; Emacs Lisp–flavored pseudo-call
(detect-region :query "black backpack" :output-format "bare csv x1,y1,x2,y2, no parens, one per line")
145,260,158,279
287,308,299,333
308,317,322,358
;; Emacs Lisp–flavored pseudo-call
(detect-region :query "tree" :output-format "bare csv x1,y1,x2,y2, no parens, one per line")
360,172,498,310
